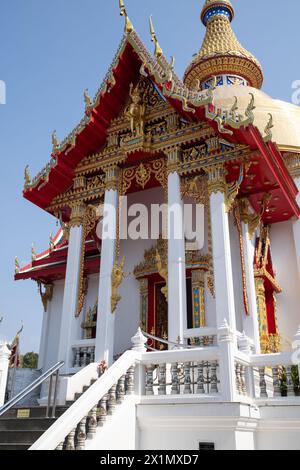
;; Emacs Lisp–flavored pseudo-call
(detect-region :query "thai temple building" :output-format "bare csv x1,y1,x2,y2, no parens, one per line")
1,0,300,451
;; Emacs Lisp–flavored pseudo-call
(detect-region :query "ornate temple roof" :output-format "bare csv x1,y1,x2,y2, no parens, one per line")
184,0,264,90
21,8,300,226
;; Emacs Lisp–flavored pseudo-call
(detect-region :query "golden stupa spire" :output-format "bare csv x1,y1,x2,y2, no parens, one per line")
184,0,263,90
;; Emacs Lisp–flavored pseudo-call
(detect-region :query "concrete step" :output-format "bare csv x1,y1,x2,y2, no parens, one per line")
0,443,30,450
0,417,56,431
0,430,44,444
1,406,68,419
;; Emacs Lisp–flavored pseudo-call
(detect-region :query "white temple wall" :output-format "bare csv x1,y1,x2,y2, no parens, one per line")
269,221,300,349
42,280,64,371
229,214,245,333
114,187,165,357
137,403,258,450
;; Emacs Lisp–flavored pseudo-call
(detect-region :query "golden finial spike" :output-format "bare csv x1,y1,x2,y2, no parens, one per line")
149,15,163,58
119,0,133,34
149,15,155,38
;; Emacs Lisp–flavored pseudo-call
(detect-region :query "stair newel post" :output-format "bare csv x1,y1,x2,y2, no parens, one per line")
87,406,97,439
76,416,87,450
65,428,76,450
131,328,147,396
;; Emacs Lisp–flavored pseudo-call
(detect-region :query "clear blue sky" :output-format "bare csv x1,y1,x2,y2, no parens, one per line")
0,0,299,354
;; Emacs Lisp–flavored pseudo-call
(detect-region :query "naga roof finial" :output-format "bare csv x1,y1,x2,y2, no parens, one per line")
119,0,134,34
149,15,163,59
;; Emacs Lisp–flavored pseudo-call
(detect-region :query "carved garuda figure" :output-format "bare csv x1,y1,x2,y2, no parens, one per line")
125,83,145,137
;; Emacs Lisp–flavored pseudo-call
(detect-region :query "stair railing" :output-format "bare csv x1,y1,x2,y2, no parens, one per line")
0,361,64,419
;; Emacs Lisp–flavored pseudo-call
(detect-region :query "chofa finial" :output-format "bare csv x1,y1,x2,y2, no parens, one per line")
149,15,163,59
119,0,134,34
84,89,92,109
52,130,60,153
24,165,31,189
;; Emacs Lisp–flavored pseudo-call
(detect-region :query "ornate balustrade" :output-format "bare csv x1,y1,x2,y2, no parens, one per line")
233,351,300,400
30,330,300,451
72,340,96,369
140,347,220,397
250,353,300,399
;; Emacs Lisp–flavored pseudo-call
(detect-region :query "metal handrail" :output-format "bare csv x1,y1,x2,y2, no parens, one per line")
142,331,198,350
0,361,64,419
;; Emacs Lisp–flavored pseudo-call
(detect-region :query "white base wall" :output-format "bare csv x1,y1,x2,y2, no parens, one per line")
137,402,258,451
85,400,300,451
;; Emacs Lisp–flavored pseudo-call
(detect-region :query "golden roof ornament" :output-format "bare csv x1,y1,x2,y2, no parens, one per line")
184,0,263,90
119,0,134,34
24,165,31,189
52,130,60,153
15,257,20,274
149,16,163,59
263,113,274,142
83,89,92,109
31,243,37,261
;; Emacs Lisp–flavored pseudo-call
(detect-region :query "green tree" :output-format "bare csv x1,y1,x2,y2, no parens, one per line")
21,352,39,369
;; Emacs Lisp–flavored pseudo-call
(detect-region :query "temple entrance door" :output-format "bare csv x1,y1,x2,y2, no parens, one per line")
154,282,168,349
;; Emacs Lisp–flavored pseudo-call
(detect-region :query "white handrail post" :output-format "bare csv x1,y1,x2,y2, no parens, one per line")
131,329,147,396
0,342,10,407
218,320,237,402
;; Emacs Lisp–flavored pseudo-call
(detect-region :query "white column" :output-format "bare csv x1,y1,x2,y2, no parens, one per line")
57,205,85,373
209,191,236,329
167,149,187,345
241,221,261,353
0,342,10,406
95,168,119,366
209,166,236,401
38,286,53,370
293,177,300,281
